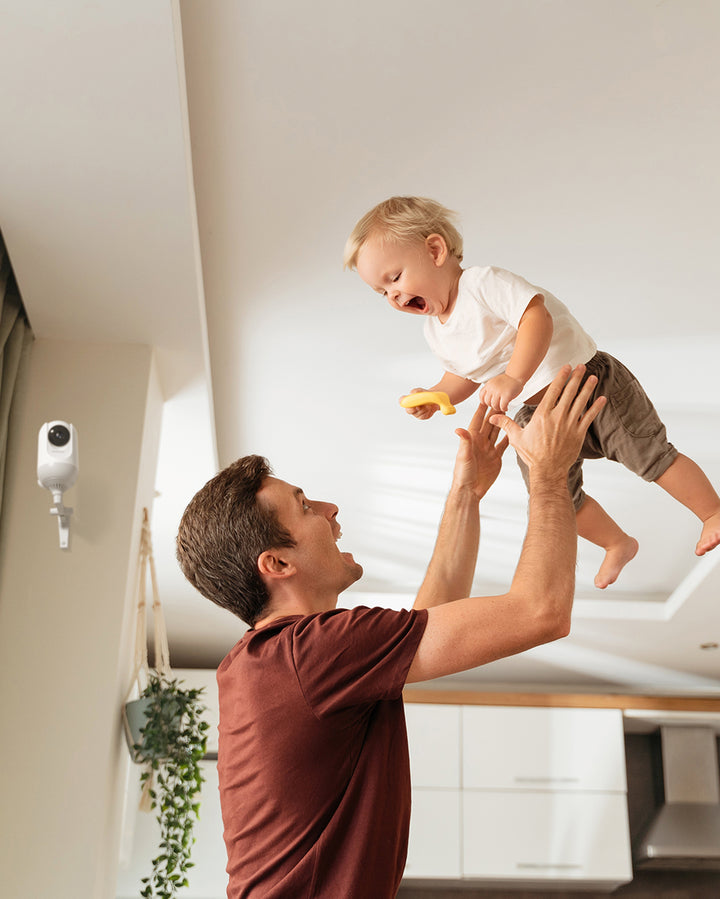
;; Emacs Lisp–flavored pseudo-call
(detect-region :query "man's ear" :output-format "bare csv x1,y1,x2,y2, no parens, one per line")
425,233,448,266
257,549,296,580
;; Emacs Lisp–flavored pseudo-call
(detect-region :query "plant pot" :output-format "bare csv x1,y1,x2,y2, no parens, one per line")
123,697,155,762
124,693,185,763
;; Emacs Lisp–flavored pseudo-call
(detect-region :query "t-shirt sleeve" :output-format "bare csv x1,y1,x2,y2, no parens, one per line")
289,606,428,717
477,266,543,330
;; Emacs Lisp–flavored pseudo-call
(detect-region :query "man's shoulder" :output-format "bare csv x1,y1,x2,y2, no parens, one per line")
293,605,419,634
221,607,415,662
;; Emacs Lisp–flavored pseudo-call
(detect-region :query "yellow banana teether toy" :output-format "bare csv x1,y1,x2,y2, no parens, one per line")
400,391,456,415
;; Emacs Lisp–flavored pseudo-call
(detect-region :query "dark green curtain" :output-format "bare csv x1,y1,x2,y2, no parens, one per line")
0,230,34,520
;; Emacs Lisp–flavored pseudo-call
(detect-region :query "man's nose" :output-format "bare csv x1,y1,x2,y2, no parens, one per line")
312,500,339,519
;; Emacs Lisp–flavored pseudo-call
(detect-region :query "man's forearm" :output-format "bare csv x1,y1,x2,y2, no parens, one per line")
413,485,480,610
509,466,577,629
406,471,577,685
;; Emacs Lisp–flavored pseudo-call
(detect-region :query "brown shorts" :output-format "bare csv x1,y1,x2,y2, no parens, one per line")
514,351,678,511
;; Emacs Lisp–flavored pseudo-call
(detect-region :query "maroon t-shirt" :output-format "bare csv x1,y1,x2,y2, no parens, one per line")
216,605,428,898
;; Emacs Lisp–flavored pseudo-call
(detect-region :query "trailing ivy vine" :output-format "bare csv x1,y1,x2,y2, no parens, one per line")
133,673,209,898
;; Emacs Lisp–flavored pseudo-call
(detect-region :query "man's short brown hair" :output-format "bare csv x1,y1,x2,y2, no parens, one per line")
176,455,295,627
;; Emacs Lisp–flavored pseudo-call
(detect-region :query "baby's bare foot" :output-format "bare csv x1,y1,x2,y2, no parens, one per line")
696,511,720,556
595,536,639,589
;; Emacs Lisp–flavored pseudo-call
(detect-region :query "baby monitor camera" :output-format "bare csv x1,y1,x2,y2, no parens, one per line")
37,421,78,549
38,420,79,498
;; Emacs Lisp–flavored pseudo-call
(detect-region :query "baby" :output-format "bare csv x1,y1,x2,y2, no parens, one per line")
344,196,720,588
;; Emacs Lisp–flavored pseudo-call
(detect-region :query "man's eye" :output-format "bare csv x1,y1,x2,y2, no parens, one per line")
302,501,312,512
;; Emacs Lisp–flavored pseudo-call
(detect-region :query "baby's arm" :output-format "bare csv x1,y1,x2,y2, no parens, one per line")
480,295,553,412
402,371,479,420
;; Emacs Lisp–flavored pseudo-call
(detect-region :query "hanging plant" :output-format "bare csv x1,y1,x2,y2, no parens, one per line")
127,671,209,898
121,509,210,898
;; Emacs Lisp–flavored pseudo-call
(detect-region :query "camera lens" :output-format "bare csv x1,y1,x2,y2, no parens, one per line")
48,424,71,447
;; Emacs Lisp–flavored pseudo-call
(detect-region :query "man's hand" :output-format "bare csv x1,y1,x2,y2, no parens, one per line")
408,364,606,682
452,400,510,501
479,373,523,413
413,398,509,611
489,364,606,475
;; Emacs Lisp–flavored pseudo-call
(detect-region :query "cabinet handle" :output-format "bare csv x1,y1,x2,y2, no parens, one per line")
516,863,583,871
513,776,580,784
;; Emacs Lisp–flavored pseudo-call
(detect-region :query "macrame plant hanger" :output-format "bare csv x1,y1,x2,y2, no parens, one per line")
124,507,172,810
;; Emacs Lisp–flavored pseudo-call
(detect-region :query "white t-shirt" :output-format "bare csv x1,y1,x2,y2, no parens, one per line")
423,266,597,404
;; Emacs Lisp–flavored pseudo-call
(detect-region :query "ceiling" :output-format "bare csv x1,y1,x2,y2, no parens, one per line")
2,0,719,693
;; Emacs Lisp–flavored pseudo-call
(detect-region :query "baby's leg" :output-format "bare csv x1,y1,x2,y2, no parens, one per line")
585,351,720,561
654,454,720,555
576,496,639,589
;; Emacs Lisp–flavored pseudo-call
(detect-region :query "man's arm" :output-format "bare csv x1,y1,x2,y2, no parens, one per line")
413,401,509,609
407,364,606,684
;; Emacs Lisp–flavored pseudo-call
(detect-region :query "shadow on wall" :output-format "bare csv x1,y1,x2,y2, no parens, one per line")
0,229,34,524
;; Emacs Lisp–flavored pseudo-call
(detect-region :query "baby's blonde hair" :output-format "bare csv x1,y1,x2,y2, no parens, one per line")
343,196,464,270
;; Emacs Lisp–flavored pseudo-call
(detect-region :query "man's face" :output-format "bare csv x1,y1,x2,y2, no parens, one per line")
356,233,454,317
257,477,363,599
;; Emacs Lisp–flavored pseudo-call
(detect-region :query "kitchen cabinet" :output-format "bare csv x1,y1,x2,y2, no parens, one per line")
462,705,627,792
405,789,462,879
402,702,632,890
463,789,632,887
406,702,461,788
404,703,462,879
461,705,632,889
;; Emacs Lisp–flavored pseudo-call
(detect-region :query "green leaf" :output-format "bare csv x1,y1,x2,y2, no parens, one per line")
134,671,207,896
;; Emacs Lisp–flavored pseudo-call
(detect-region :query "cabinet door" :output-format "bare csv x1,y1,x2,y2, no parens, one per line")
463,790,632,884
404,788,462,879
405,703,461,788
463,706,626,791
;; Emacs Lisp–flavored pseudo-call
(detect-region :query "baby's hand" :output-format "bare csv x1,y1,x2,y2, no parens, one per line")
400,388,440,420
479,374,523,413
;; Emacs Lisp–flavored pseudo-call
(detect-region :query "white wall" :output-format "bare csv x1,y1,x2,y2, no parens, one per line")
0,338,163,899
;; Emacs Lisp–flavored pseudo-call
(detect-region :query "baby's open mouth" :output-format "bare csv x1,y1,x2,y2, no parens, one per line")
406,297,427,311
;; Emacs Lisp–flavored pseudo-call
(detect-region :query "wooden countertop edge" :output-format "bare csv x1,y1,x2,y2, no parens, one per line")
402,689,720,713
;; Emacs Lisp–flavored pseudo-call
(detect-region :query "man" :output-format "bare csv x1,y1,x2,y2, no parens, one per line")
176,364,605,899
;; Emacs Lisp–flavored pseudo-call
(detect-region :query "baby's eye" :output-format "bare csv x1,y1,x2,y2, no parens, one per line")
392,273,401,282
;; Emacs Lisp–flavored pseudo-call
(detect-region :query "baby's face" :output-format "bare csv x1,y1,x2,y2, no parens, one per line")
355,233,457,318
